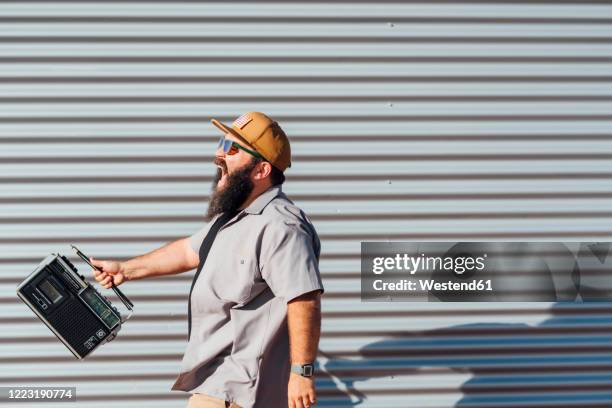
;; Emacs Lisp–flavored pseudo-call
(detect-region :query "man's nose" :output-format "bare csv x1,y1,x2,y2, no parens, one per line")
215,145,226,160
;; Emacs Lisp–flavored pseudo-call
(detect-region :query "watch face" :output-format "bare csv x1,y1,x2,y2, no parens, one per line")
303,364,314,377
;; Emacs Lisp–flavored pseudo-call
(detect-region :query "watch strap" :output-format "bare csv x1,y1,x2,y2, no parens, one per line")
291,363,314,377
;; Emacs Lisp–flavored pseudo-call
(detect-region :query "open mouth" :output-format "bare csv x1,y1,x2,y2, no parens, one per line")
214,159,228,186
217,164,228,176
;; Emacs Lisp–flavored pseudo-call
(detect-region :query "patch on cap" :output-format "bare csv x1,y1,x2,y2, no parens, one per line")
233,113,253,129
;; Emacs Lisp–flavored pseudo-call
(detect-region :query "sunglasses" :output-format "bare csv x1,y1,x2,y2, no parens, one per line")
217,136,265,160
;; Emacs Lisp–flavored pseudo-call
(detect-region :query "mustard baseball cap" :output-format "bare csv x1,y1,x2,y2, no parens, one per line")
211,112,292,172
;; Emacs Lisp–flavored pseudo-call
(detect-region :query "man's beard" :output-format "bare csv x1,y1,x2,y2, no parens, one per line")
205,158,258,221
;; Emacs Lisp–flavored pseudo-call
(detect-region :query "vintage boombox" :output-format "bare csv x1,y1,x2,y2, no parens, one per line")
16,252,132,359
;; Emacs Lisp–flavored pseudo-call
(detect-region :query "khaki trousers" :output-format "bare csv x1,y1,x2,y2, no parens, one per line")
187,393,242,408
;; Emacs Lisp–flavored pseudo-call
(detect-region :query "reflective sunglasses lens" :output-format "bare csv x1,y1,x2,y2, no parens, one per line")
221,139,239,155
227,143,239,155
221,139,231,153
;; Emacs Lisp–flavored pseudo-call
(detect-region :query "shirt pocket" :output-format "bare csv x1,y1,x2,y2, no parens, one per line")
207,253,259,305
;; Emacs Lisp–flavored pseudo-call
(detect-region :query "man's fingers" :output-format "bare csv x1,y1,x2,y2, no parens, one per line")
301,396,312,408
88,258,119,288
309,392,317,405
101,277,112,289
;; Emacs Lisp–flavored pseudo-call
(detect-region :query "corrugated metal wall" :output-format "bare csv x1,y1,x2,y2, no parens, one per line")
1,2,612,407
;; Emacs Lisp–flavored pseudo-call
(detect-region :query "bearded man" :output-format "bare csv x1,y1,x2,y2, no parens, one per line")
91,112,324,408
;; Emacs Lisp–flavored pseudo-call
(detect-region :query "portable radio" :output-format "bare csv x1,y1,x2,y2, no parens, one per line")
16,252,132,359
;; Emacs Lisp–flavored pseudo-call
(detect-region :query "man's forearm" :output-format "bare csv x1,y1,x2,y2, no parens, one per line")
121,237,199,281
287,290,322,364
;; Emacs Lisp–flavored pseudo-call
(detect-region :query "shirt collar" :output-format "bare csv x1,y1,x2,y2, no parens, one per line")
243,184,282,215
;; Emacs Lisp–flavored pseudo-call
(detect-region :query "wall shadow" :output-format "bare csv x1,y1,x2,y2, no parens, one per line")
317,242,612,407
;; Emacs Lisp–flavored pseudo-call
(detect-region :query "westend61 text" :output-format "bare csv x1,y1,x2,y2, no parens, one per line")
373,279,493,292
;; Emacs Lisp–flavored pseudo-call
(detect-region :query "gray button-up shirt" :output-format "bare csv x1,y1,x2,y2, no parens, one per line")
171,185,324,408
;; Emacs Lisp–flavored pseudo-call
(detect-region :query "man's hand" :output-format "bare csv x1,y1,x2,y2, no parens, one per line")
288,372,317,408
91,258,127,288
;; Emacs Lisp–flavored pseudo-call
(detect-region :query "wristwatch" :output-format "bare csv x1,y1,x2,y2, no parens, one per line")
290,363,315,377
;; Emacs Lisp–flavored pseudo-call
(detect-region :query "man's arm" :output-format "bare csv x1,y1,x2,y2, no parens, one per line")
92,237,199,288
287,290,322,408
121,237,199,280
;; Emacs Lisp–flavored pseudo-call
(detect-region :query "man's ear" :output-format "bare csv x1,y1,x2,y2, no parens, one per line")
253,161,273,181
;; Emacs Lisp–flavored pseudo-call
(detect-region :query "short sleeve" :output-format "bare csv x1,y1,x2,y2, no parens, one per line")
260,221,324,302
188,224,209,253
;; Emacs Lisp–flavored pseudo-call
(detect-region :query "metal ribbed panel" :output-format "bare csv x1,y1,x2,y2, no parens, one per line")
1,2,611,407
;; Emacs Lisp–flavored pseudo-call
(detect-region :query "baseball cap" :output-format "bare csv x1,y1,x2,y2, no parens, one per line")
211,112,291,172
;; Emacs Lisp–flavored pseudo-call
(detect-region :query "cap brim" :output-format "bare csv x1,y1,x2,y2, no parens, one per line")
211,118,233,134
211,118,255,147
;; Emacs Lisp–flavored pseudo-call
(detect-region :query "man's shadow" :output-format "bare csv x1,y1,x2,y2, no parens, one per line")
316,243,612,407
